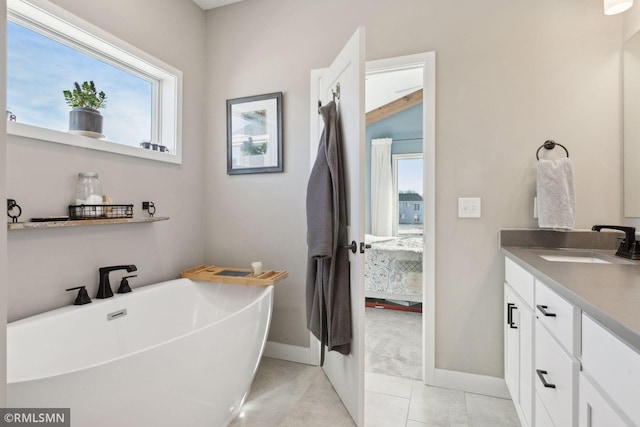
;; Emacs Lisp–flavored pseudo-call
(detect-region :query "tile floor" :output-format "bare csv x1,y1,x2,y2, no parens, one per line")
230,357,521,427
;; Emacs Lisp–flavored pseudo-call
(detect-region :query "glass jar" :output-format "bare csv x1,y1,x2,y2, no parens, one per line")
75,172,103,205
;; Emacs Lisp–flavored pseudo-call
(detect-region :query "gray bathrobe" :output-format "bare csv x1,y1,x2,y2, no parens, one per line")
306,100,351,360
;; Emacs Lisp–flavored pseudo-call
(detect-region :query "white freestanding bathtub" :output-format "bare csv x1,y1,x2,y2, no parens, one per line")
7,278,273,427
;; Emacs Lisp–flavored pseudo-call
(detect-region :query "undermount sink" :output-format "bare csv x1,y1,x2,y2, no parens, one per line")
536,251,634,265
539,254,612,264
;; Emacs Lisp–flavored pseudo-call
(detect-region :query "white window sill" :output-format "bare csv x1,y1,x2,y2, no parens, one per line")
8,121,182,164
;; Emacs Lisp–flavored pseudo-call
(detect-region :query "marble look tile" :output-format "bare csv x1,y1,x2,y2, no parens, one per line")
408,381,468,425
365,372,413,399
465,393,520,427
279,369,354,427
232,357,519,427
229,357,320,427
364,390,409,427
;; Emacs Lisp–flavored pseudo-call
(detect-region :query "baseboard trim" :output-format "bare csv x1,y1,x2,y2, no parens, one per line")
433,368,510,399
263,340,318,366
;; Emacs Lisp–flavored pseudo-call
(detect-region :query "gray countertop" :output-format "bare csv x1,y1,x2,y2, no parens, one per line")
502,245,640,354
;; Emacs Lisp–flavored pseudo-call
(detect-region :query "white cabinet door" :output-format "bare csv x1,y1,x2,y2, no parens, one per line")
582,314,640,425
505,282,534,427
579,373,628,427
504,284,520,403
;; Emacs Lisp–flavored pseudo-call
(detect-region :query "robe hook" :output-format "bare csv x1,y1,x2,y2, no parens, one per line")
332,83,340,102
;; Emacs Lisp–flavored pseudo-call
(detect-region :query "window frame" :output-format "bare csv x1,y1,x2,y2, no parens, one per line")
392,152,423,236
6,0,183,164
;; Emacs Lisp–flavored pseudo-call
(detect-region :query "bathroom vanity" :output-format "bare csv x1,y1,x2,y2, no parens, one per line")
501,230,640,427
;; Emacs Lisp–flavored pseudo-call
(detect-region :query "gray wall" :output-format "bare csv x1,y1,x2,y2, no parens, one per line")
625,4,640,41
6,0,207,321
204,0,623,377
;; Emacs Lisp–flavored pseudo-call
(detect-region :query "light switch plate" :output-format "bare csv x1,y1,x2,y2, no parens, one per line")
458,197,481,218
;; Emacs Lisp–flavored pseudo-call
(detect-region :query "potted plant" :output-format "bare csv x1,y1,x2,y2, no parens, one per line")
63,81,107,138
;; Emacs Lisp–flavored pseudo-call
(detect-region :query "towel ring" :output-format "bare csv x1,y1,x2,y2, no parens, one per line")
536,140,569,161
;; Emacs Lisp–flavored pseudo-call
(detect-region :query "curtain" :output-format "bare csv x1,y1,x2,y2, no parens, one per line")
371,138,393,237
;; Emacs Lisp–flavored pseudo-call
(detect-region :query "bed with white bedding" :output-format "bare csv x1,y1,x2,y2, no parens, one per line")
364,234,423,302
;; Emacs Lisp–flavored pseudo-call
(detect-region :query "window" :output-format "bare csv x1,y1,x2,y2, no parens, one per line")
6,0,183,164
393,153,424,235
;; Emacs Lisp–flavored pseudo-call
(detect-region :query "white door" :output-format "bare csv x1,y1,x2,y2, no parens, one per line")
309,27,365,426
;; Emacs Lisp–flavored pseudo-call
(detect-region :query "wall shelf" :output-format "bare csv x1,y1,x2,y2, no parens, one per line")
7,216,169,230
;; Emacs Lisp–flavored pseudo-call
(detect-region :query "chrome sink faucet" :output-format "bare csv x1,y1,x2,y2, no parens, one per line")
97,265,137,299
591,225,640,260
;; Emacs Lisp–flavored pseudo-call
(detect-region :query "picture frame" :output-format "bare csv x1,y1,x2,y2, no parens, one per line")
227,92,283,174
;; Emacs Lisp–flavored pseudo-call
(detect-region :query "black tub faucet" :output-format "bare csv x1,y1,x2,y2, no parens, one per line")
591,225,640,260
97,265,137,299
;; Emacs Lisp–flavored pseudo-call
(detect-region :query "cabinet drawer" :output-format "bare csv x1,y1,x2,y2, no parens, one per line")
505,257,534,308
582,314,640,425
536,320,579,427
535,393,555,427
535,279,580,355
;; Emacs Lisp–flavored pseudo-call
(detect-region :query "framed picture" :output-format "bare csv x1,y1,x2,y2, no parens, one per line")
227,92,283,174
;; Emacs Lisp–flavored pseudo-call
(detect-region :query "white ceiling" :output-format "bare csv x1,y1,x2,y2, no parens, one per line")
192,0,244,10
365,67,423,113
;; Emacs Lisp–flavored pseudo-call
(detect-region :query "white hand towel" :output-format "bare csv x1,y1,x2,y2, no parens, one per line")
537,157,575,230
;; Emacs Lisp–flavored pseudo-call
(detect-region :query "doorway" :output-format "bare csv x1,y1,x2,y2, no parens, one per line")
364,53,436,387
364,66,425,382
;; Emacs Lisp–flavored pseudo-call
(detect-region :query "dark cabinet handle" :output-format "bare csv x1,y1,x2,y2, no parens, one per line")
507,303,518,329
536,304,556,317
536,369,556,388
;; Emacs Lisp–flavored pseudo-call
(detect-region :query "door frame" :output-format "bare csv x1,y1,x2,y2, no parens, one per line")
308,51,436,385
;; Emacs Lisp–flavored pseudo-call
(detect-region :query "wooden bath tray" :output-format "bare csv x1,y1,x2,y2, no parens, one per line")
180,265,288,286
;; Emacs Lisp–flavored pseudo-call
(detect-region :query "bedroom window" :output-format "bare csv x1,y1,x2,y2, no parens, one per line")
6,0,183,164
393,153,424,236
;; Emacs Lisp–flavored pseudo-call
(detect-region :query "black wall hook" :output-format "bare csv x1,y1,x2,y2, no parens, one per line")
142,201,156,217
7,199,22,223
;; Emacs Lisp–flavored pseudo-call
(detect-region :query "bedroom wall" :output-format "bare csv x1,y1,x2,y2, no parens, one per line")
205,0,622,378
6,0,207,321
365,103,423,234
